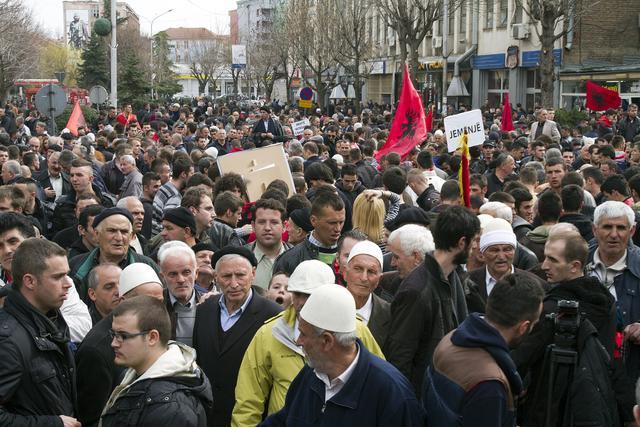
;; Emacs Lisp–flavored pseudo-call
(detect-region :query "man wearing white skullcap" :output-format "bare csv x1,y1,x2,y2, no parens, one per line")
344,240,391,345
260,285,425,426
467,218,545,313
75,262,164,426
232,261,383,426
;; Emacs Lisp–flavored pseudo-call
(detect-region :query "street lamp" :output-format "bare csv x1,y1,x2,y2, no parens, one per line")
149,8,174,99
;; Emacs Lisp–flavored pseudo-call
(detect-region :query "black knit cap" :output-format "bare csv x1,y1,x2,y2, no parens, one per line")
162,207,197,235
289,208,313,232
386,207,431,232
92,207,134,229
211,245,258,269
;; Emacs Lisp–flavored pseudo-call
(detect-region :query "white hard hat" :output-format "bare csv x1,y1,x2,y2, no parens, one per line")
300,285,356,333
287,260,335,294
347,240,383,269
119,263,162,296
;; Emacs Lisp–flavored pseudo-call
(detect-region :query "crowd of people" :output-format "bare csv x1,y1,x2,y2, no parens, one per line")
0,95,639,426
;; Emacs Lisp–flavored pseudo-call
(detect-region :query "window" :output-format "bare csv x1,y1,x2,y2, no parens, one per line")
526,69,541,110
459,1,467,34
498,0,508,27
449,8,455,35
487,70,508,106
485,0,494,29
513,1,523,24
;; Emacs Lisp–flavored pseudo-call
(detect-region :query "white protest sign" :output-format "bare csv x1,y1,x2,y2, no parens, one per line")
444,109,485,152
291,118,311,136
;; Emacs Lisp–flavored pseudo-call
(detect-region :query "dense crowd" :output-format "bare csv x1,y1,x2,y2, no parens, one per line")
0,96,639,426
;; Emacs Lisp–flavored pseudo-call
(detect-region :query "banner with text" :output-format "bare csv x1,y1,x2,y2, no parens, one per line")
444,109,485,152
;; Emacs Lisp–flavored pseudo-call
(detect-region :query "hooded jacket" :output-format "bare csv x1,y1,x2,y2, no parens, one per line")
99,341,212,427
520,224,551,262
424,313,522,427
232,305,384,426
558,213,594,242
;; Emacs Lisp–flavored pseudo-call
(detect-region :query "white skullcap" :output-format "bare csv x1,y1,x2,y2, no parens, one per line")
353,122,363,130
204,147,218,159
477,214,494,231
480,218,517,253
287,260,335,294
347,240,383,269
86,133,95,142
332,154,344,164
119,263,162,296
62,128,71,134
434,129,444,136
300,285,356,333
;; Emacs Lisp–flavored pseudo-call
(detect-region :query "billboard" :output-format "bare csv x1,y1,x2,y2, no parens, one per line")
232,45,247,69
66,9,90,49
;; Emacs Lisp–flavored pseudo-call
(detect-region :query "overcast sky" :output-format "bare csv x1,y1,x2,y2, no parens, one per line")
24,0,238,38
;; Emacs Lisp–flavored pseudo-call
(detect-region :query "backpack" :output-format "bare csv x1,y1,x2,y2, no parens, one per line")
531,318,619,427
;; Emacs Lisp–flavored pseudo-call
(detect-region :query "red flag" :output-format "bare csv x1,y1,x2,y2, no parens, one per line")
458,132,470,208
586,81,621,111
425,104,433,133
375,64,427,161
66,101,86,136
501,93,514,132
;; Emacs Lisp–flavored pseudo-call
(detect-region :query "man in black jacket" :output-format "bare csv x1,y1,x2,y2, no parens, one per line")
252,106,283,147
512,229,618,426
0,238,80,426
384,206,480,396
76,262,164,427
99,296,212,427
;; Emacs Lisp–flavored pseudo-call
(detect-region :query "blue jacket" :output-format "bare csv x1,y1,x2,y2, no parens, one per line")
588,244,640,381
423,313,523,427
260,340,425,427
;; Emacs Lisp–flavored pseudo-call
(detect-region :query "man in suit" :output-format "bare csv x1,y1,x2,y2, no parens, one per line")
36,150,71,203
343,240,391,346
193,246,281,426
251,106,283,147
528,108,561,143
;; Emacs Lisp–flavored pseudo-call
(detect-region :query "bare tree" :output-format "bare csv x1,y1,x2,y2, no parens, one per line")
189,39,226,96
374,0,446,82
516,0,593,108
330,0,375,113
0,1,44,100
284,0,340,110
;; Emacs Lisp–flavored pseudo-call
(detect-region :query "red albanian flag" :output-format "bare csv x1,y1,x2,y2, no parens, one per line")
501,93,515,132
375,64,427,161
65,101,86,136
586,81,621,111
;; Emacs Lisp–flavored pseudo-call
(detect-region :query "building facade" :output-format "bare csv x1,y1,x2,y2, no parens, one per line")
162,27,234,98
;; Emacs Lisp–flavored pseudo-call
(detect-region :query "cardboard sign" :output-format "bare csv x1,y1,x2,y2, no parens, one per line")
216,143,294,202
291,118,311,136
444,109,485,152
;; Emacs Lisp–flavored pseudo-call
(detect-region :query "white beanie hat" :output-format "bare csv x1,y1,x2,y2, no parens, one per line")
300,285,356,333
119,263,162,296
287,260,335,294
479,218,517,253
347,240,383,269
477,214,495,231
204,147,218,159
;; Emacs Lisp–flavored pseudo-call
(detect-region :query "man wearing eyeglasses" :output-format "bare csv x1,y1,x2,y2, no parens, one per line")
75,262,164,427
100,295,212,427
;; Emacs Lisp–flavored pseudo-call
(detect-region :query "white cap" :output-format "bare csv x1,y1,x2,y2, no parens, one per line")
353,122,363,130
86,133,95,142
479,218,517,253
347,240,383,269
119,263,162,296
300,285,356,333
204,147,218,159
332,154,344,164
287,260,335,294
477,214,494,231
62,128,71,134
434,129,444,137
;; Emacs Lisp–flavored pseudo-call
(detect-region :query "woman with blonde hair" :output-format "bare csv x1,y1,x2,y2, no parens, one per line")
352,189,400,252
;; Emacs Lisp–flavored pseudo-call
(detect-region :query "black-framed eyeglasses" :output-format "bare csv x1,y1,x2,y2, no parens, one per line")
109,329,150,342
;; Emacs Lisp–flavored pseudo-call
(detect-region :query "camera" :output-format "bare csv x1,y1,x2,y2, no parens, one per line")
545,300,580,350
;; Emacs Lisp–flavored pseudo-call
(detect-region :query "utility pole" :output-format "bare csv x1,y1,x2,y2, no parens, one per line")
109,0,117,107
441,0,449,116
